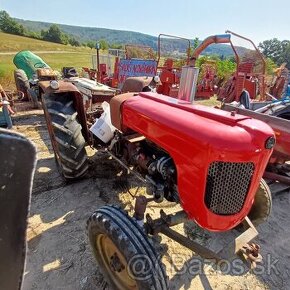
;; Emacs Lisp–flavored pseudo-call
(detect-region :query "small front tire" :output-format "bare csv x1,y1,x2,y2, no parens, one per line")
248,178,272,226
87,205,168,290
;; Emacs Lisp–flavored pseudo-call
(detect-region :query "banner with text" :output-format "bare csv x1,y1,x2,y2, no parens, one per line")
118,59,157,88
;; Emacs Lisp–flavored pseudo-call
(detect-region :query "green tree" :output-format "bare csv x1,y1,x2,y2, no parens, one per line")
42,24,63,43
193,37,199,49
281,41,290,68
26,30,41,39
69,37,80,47
110,43,123,49
86,41,96,49
0,10,25,35
99,39,109,50
265,57,277,75
259,38,283,63
195,55,236,84
259,38,290,69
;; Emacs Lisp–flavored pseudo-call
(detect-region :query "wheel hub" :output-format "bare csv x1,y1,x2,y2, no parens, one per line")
97,234,137,290
110,252,125,272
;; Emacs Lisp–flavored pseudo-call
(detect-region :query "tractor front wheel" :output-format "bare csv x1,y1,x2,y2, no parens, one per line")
87,205,168,290
14,69,29,100
248,178,272,226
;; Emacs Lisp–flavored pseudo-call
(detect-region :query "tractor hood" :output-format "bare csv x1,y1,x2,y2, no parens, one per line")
116,92,275,231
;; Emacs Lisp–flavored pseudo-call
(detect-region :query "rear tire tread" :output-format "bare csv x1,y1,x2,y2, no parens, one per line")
43,96,88,180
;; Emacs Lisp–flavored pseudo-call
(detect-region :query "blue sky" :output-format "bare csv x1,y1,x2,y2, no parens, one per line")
0,0,289,44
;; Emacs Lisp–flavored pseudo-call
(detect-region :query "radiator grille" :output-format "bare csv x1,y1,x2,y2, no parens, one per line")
205,162,254,215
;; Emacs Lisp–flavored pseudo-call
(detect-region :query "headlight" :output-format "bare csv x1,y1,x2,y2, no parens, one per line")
153,75,160,83
265,136,275,149
50,80,59,90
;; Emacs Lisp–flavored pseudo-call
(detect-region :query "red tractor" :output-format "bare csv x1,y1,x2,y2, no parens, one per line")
40,63,275,288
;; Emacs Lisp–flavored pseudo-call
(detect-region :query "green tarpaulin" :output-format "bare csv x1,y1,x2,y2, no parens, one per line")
13,50,50,79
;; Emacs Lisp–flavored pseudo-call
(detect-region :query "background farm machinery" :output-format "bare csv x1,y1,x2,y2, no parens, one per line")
87,34,193,97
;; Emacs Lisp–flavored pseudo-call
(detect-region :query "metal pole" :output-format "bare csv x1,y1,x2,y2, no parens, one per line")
96,42,100,82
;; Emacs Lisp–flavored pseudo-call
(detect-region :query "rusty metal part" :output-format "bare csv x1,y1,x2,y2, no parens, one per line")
240,243,262,269
109,151,170,205
133,196,148,220
226,30,266,77
146,210,188,235
217,217,259,264
127,186,141,198
106,149,159,193
106,149,146,183
146,211,261,267
121,77,153,93
160,226,222,261
195,32,266,102
146,210,221,261
263,171,290,185
226,30,266,100
110,92,135,131
36,68,57,80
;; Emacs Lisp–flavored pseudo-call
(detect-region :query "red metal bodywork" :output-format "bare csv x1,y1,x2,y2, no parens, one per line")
121,92,274,232
222,104,290,162
157,59,180,97
195,61,217,99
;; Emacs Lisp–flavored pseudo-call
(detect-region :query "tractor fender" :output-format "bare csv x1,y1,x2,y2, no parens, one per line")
40,80,90,142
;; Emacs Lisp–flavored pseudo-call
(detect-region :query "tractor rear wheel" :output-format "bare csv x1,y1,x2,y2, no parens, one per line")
248,178,272,226
42,95,88,180
87,205,168,290
14,69,29,100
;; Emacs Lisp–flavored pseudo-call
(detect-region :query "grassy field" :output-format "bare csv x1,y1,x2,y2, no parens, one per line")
0,32,97,89
195,96,220,107
0,32,93,53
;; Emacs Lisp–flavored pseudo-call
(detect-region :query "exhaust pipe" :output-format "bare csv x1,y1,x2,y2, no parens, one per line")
178,66,199,103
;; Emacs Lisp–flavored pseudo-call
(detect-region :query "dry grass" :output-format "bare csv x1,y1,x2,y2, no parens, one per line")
0,32,93,53
0,32,99,88
195,95,221,107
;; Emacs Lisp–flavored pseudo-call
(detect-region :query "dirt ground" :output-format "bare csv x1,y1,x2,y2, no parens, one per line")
11,108,290,290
